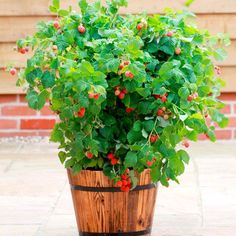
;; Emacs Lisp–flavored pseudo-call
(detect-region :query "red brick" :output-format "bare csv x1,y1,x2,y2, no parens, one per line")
0,120,17,129
0,95,17,103
218,93,236,101
0,131,38,137
228,117,236,127
220,104,231,114
19,95,26,103
215,130,232,140
20,119,56,129
40,106,55,116
1,106,36,116
234,104,236,114
198,133,208,140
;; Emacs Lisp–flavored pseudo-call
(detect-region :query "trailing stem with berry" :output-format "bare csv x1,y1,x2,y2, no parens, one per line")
14,0,229,191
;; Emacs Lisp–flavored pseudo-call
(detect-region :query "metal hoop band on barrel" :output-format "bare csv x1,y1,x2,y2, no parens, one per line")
70,183,157,192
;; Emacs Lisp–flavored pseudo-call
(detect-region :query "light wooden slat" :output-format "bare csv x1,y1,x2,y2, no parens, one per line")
1,0,236,16
0,43,31,68
0,76,24,94
0,16,53,43
0,14,236,43
0,67,235,94
0,39,235,68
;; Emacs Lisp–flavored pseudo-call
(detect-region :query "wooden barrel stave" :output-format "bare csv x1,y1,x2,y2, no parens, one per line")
67,169,158,235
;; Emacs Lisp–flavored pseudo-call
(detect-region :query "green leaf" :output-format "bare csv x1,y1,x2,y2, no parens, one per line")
79,0,88,14
177,150,190,164
41,71,55,88
127,130,142,144
169,156,185,175
26,90,39,110
125,151,137,167
214,48,227,61
143,120,155,132
65,158,75,168
136,88,151,97
178,87,190,99
129,170,138,190
58,9,69,16
26,90,48,110
151,166,161,182
50,124,64,143
185,0,195,6
105,58,120,73
58,151,66,164
133,121,142,131
53,0,60,9
72,163,82,175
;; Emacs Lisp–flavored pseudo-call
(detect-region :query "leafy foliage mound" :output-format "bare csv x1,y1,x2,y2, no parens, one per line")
16,0,229,191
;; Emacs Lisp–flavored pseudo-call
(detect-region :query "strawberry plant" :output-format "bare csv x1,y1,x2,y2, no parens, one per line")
14,0,229,191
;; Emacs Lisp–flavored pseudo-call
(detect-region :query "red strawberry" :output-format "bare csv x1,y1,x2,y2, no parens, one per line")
149,135,158,143
78,107,86,118
161,95,167,102
182,141,190,148
137,22,144,31
19,48,26,54
175,47,181,55
86,152,93,159
53,20,60,29
52,45,58,51
146,160,154,167
116,180,123,187
78,24,86,34
118,92,125,100
10,68,17,76
154,94,161,99
121,174,128,180
121,185,130,192
115,90,121,96
119,63,124,69
126,107,135,113
166,31,173,37
107,153,115,160
111,158,118,165
187,95,194,102
157,109,164,116
122,89,128,94
122,180,128,186
93,93,100,100
124,61,130,66
125,71,134,79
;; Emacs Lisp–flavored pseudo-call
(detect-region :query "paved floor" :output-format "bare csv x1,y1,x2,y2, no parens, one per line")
0,139,236,236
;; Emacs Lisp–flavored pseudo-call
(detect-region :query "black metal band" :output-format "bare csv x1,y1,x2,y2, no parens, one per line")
79,228,151,235
70,183,156,192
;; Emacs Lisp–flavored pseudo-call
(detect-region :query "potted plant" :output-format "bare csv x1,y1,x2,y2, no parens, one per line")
11,0,229,235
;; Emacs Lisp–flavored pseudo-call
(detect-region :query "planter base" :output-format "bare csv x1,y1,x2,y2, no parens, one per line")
67,169,157,236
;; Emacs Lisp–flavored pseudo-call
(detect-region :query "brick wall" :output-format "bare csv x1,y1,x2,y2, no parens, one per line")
0,93,235,139
0,94,56,137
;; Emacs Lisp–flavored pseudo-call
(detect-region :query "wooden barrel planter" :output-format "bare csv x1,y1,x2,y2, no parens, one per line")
67,169,158,236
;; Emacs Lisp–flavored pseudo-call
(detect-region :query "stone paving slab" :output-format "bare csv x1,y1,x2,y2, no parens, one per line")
0,140,236,236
